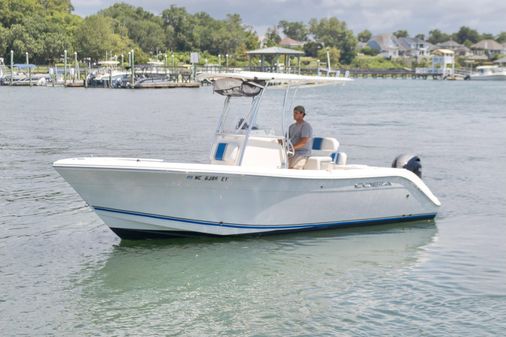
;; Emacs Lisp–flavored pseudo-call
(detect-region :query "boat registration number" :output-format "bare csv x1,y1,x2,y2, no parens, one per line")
186,175,229,182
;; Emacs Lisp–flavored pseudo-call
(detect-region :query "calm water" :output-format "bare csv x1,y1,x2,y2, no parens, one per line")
1,80,505,336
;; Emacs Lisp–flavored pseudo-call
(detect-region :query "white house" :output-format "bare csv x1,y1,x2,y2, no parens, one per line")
471,40,504,58
367,34,399,58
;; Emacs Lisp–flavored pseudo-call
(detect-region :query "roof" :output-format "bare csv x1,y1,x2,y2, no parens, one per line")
367,34,399,51
437,40,462,48
279,37,304,47
396,37,412,51
471,39,504,50
494,57,506,64
432,49,454,55
464,54,489,61
247,47,305,56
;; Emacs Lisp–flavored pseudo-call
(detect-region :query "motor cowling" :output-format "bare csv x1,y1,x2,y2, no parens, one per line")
392,154,422,178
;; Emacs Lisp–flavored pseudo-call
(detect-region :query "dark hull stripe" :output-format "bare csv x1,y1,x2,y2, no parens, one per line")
93,205,436,235
110,215,435,240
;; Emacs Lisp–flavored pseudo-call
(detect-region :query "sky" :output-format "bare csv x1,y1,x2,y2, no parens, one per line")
72,0,506,37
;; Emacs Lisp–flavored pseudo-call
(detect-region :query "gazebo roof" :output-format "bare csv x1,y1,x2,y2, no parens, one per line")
247,47,304,56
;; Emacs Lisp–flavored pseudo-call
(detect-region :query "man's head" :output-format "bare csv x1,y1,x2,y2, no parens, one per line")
293,105,305,122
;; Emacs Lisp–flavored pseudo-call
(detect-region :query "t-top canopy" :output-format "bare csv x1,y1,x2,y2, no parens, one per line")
199,71,351,85
212,78,265,97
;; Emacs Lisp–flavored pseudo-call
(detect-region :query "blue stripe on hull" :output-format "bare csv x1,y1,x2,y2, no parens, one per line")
93,205,436,235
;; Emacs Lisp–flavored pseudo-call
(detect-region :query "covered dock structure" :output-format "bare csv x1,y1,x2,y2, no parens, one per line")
246,47,304,74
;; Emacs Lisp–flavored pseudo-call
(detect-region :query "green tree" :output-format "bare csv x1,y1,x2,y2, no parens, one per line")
75,15,136,62
197,13,257,56
428,29,450,44
100,3,165,55
393,30,408,38
496,32,506,43
264,26,281,47
162,5,196,51
317,46,340,68
278,20,308,41
360,46,380,56
0,0,42,28
303,41,322,57
309,17,357,64
351,55,403,69
480,33,494,40
415,33,425,40
0,24,8,53
161,6,257,58
39,0,73,13
357,29,372,43
0,0,81,63
453,26,480,45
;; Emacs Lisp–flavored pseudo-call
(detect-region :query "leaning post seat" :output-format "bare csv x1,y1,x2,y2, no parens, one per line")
304,137,347,169
311,137,339,156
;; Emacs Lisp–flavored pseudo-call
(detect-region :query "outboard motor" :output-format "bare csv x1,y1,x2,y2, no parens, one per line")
392,154,422,178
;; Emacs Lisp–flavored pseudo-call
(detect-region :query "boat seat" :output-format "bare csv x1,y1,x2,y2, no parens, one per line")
211,142,239,165
330,151,348,166
304,156,333,170
311,137,339,156
304,137,346,169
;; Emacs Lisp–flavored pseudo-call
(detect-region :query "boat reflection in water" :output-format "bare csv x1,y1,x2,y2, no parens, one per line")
76,221,437,316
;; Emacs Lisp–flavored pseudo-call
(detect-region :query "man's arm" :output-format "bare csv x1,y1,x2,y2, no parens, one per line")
293,137,310,149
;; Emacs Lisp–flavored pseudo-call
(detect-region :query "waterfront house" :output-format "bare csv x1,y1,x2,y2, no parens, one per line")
437,40,472,57
367,33,399,58
471,40,504,58
397,37,433,59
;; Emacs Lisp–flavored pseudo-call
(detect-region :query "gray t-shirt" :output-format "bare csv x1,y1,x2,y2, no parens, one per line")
289,121,313,156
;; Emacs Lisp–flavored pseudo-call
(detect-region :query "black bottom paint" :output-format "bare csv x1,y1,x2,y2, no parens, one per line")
110,228,220,240
110,215,436,240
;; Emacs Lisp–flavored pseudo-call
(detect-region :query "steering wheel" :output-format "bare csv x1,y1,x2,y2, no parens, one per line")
286,139,295,157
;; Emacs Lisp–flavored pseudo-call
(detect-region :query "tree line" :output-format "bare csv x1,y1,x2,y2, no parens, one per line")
1,0,505,66
0,1,261,64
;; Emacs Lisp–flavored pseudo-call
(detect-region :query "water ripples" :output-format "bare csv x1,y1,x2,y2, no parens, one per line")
1,82,506,335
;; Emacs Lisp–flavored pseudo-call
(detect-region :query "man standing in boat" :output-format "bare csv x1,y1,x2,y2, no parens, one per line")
288,105,313,169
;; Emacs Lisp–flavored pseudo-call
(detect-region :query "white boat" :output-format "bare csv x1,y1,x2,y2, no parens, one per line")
54,72,440,239
469,65,506,80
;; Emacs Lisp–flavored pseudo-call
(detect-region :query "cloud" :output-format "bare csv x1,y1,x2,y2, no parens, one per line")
71,0,506,35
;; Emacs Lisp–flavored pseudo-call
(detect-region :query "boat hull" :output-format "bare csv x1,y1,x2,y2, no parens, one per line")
470,74,506,81
54,158,440,239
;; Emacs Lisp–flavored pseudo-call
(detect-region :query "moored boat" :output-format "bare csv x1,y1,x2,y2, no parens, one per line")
469,65,506,80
